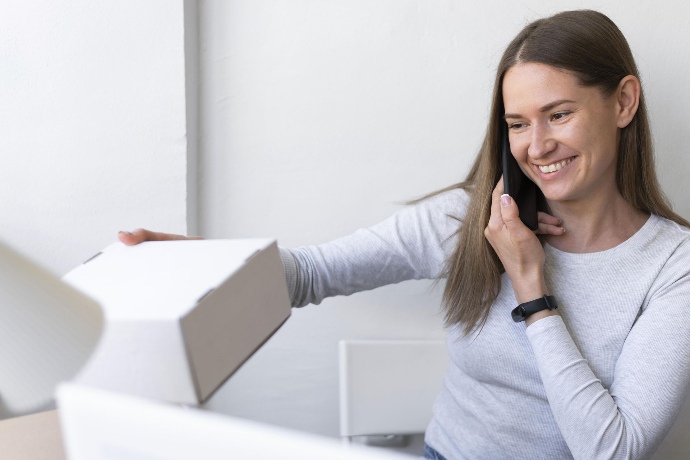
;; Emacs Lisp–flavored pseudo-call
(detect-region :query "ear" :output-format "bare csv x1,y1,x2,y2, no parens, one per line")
615,75,641,128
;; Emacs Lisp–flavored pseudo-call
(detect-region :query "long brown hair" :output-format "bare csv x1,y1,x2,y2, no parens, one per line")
439,10,690,335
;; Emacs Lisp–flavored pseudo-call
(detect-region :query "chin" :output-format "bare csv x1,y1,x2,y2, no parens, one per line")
540,187,573,204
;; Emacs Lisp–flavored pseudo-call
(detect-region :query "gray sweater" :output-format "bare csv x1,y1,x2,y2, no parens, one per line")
280,188,690,459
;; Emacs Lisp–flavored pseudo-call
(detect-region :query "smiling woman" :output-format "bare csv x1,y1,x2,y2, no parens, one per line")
445,10,689,336
427,9,690,459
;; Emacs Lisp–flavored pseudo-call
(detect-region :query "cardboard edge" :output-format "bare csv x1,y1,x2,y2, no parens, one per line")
196,314,290,405
180,240,292,404
179,320,203,405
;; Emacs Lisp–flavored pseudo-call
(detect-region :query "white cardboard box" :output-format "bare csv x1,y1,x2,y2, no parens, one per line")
62,239,291,405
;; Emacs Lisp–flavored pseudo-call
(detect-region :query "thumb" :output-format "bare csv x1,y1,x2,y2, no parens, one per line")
499,194,523,232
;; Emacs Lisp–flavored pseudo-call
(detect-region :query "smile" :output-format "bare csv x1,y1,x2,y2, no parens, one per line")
537,157,574,174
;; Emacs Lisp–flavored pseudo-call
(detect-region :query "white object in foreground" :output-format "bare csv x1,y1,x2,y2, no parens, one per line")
0,241,103,418
57,383,411,460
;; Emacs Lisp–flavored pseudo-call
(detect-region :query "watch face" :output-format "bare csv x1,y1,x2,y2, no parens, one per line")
511,305,526,323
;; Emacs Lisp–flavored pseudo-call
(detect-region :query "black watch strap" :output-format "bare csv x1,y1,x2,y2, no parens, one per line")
511,295,558,323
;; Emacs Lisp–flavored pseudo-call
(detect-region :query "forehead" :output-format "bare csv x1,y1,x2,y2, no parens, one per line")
502,63,588,111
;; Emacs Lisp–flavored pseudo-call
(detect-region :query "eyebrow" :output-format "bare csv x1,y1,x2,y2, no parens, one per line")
503,99,576,119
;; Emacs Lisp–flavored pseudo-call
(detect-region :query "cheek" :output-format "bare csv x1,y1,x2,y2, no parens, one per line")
577,125,617,165
578,111,619,155
560,128,587,155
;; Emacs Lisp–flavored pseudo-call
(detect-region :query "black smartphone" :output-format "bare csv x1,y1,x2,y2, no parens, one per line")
501,122,541,230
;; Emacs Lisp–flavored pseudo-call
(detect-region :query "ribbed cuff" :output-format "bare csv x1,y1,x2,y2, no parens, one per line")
278,247,299,307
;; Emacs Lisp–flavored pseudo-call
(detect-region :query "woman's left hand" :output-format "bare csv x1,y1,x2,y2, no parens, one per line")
484,177,562,304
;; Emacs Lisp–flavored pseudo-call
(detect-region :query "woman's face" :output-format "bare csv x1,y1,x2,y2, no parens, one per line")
502,63,621,205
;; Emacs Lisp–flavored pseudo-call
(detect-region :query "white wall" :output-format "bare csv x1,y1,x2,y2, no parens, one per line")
0,1,190,275
197,0,690,440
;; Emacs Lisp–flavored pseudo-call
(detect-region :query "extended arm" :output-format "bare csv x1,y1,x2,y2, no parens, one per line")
280,190,468,308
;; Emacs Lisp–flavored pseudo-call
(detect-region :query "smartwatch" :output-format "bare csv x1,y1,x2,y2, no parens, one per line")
511,295,558,323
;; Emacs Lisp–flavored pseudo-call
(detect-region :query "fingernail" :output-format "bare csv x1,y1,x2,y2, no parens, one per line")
500,194,512,207
119,231,133,235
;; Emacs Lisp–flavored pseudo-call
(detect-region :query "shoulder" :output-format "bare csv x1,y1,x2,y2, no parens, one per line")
644,215,690,300
398,187,471,235
649,214,690,252
402,187,471,254
637,215,690,271
363,187,470,260
408,187,472,220
657,216,690,273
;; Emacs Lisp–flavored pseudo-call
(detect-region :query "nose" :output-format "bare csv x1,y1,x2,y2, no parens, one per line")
527,124,556,159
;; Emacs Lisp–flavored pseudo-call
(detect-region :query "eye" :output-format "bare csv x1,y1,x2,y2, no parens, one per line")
551,111,571,122
508,122,526,131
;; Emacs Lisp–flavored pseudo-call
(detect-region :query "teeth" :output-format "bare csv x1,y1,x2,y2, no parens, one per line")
539,158,572,174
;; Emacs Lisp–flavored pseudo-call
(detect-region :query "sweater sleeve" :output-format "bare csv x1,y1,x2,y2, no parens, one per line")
526,239,690,459
280,189,467,308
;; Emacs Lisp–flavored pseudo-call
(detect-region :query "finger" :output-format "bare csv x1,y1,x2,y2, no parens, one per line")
118,228,203,246
498,193,524,233
535,212,565,236
144,229,200,241
536,222,566,236
118,229,146,246
537,212,561,227
119,228,159,245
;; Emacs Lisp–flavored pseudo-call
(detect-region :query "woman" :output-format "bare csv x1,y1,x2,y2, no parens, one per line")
120,10,690,459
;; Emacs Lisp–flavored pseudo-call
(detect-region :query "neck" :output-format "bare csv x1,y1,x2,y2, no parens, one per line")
545,191,649,253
